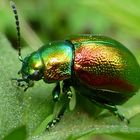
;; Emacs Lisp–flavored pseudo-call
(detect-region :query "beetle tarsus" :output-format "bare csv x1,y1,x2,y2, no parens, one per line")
112,107,130,124
46,114,63,130
24,86,28,92
11,77,34,92
46,103,66,130
12,78,25,87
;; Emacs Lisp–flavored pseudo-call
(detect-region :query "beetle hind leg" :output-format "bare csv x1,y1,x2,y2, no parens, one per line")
46,80,72,130
89,99,129,124
110,106,130,124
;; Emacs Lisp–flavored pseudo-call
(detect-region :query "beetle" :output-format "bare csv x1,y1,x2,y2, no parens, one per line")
10,1,140,129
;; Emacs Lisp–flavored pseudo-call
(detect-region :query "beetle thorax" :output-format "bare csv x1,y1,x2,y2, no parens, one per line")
40,41,74,83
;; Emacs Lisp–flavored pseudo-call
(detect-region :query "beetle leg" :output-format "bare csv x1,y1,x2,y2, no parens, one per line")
46,98,68,130
23,80,34,91
110,106,130,124
89,99,116,111
52,82,60,102
89,99,129,124
12,78,34,91
46,80,72,130
12,78,26,87
62,80,72,99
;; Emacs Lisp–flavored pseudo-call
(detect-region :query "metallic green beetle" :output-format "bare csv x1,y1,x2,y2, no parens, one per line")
11,1,140,129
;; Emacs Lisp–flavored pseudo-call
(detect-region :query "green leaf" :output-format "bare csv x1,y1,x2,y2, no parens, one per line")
3,126,27,140
1,33,140,140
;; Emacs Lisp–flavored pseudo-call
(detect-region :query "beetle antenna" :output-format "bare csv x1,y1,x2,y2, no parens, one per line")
10,0,23,62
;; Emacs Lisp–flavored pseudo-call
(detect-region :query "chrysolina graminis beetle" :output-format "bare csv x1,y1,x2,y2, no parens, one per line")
10,0,140,129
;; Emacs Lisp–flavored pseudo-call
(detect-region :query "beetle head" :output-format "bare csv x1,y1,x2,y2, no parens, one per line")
15,52,44,91
21,52,43,80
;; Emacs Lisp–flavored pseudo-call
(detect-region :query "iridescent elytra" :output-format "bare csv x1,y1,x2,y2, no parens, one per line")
10,0,140,129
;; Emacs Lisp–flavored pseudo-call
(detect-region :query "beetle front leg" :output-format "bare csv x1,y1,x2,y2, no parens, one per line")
46,80,72,130
52,82,60,102
12,78,26,88
12,78,34,91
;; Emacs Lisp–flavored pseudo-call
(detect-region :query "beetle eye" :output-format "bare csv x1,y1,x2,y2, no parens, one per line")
30,70,42,81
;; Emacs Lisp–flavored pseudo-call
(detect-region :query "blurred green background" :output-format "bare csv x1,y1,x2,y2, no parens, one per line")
1,0,140,54
1,0,140,140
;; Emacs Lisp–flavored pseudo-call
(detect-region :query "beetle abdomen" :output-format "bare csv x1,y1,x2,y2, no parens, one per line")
70,35,140,97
